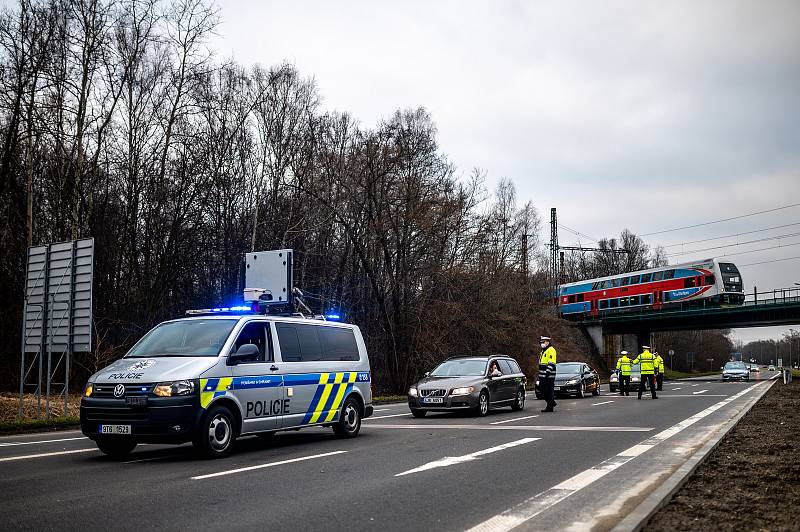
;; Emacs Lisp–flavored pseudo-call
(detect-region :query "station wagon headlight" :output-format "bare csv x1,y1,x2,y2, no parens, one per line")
84,382,94,397
408,387,418,397
451,386,475,396
154,380,196,397
566,379,579,385
632,377,640,382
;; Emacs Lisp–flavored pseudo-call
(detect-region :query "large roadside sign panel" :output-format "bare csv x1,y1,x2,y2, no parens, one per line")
22,238,94,353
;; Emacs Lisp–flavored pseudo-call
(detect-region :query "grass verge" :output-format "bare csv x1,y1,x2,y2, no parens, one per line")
0,416,80,435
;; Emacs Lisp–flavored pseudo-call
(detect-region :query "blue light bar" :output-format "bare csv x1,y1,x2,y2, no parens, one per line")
325,313,342,321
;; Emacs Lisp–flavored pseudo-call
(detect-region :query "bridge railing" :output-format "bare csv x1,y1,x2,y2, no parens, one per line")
746,286,800,306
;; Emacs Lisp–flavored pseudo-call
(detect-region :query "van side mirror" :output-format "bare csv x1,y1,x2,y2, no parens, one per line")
228,343,259,365
424,371,430,377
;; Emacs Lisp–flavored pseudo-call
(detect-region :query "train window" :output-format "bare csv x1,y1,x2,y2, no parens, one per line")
641,273,652,283
629,275,640,284
664,270,675,279
592,282,600,290
720,263,739,273
610,299,619,308
620,297,629,306
568,295,576,303
630,296,640,305
599,300,608,310
642,294,652,304
577,294,584,302
621,276,631,286
705,275,715,285
684,277,698,288
610,278,621,288
653,271,663,281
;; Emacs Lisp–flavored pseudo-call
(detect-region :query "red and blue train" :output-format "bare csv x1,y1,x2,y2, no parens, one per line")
558,258,745,320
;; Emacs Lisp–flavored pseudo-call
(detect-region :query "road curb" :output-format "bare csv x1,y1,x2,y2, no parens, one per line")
612,378,777,532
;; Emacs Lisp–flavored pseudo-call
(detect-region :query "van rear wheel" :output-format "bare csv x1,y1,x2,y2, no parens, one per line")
333,397,361,438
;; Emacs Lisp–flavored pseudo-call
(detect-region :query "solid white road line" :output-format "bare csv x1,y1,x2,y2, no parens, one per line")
191,450,348,480
0,436,87,447
659,394,725,397
465,382,764,532
693,389,708,395
0,448,97,462
365,413,412,420
490,415,539,425
366,424,652,432
395,438,539,477
591,401,614,406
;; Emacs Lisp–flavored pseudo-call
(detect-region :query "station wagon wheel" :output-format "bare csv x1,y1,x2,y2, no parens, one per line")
577,382,585,398
476,390,490,416
511,388,525,411
333,397,362,438
193,404,236,458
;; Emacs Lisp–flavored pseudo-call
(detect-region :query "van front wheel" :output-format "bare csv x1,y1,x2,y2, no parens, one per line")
333,397,361,438
193,404,236,458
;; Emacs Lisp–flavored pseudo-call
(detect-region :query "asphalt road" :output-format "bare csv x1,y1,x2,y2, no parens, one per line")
0,371,779,531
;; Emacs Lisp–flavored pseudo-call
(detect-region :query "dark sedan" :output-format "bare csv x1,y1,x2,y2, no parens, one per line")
536,362,600,399
408,356,527,417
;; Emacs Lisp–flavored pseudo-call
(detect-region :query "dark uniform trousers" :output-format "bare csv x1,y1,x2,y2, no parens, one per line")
540,377,556,409
639,375,657,399
619,375,631,396
656,373,664,391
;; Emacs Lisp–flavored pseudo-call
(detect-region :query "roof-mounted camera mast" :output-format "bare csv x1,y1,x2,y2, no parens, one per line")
186,249,328,320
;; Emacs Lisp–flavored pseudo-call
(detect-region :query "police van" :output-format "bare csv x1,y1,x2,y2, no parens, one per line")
80,314,373,458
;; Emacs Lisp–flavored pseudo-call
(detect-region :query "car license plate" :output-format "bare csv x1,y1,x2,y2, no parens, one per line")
99,424,131,435
125,396,147,406
423,397,443,404
554,386,561,391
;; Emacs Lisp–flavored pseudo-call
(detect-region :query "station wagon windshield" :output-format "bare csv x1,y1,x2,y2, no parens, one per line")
126,319,237,357
430,359,487,376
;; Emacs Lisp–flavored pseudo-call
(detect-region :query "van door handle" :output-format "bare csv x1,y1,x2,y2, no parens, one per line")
269,365,279,371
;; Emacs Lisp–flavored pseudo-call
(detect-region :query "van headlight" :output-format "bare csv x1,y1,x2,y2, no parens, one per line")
154,380,196,397
408,387,418,397
84,382,94,397
451,386,475,396
632,377,640,382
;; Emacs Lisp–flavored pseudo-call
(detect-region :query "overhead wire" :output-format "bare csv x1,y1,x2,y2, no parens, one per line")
666,231,800,257
738,255,800,267
660,221,800,249
639,202,800,237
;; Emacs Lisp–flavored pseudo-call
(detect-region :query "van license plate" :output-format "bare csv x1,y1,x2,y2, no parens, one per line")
554,386,561,391
423,398,443,404
99,424,131,435
125,396,147,406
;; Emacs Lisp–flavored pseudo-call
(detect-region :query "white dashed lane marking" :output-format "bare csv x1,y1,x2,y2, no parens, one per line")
0,448,97,462
191,450,348,480
490,415,539,425
591,401,614,406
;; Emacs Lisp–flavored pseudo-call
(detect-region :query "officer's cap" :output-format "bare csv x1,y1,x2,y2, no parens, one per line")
620,350,628,355
540,336,551,342
642,344,651,349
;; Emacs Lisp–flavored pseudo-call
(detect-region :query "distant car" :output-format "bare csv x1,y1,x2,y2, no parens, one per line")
609,363,646,392
750,365,760,372
536,362,600,399
722,361,750,382
408,356,527,417
768,364,776,371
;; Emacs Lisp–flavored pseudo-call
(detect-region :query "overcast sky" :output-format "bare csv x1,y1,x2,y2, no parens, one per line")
212,1,800,342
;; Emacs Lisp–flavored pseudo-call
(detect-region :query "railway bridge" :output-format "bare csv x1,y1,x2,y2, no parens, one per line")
578,287,800,367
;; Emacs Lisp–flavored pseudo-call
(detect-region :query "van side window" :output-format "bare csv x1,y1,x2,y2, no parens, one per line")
233,322,268,363
276,324,302,361
319,327,359,361
296,324,323,361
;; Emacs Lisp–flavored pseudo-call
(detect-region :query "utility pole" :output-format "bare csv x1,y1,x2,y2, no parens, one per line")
550,208,559,301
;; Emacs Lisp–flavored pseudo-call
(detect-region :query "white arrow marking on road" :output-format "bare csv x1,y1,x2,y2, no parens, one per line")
591,401,614,406
395,438,539,477
192,450,348,480
490,415,539,425
693,389,708,395
0,448,96,462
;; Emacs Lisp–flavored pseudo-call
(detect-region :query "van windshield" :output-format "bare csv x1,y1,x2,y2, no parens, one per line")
126,319,237,357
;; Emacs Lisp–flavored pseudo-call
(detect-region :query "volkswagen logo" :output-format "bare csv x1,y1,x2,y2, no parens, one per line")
113,384,125,398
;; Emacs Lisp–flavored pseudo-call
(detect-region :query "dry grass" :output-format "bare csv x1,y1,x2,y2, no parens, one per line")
0,392,82,422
